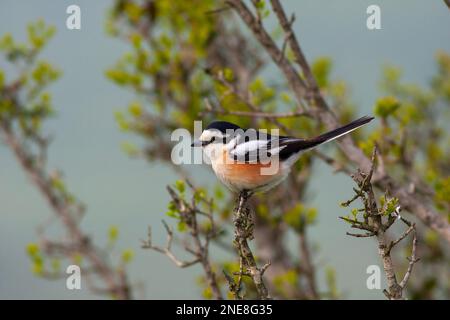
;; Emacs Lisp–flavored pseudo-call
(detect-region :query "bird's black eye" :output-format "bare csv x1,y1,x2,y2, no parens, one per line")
201,136,216,146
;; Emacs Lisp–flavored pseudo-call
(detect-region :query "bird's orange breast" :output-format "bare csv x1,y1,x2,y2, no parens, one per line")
212,149,283,190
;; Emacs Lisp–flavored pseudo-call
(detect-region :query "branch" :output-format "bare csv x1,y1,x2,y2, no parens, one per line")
231,191,271,299
298,230,319,299
227,0,450,245
341,147,420,300
142,223,200,268
278,13,295,63
346,231,376,238
142,183,223,300
252,208,308,299
0,123,131,299
399,229,419,289
269,0,318,93
444,0,450,10
386,223,415,255
225,0,309,105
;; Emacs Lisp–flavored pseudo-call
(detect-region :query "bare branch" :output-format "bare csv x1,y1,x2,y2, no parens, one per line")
142,225,201,268
278,13,295,63
399,229,420,289
386,223,415,255
346,231,376,238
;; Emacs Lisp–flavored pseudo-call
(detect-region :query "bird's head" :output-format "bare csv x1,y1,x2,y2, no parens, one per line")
191,121,241,160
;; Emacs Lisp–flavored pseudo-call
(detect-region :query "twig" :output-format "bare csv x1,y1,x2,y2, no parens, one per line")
386,223,415,255
399,230,419,289
205,6,231,15
346,231,376,238
278,13,295,63
142,224,201,268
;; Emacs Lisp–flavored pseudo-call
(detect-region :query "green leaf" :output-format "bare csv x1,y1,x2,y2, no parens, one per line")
202,286,213,299
121,249,134,263
120,141,139,156
175,180,185,193
51,259,60,272
128,101,142,117
108,225,119,242
194,188,206,202
0,33,14,51
26,243,40,257
32,260,44,276
0,70,4,89
374,96,400,118
384,197,399,216
177,221,187,232
306,208,318,224
312,57,332,88
223,68,234,82
72,253,83,265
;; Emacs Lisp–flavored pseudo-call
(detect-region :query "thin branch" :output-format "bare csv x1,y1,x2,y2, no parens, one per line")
205,6,232,15
225,0,309,104
444,0,450,10
142,224,201,268
298,230,319,299
346,231,376,238
386,223,415,255
399,229,420,289
278,13,295,63
269,0,318,93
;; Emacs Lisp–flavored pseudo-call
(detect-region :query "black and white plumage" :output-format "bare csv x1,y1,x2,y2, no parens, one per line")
192,116,374,193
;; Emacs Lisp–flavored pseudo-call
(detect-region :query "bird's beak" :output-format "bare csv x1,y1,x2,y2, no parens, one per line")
191,140,204,147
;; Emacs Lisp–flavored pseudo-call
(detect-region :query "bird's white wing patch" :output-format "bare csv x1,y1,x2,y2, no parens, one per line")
230,139,286,163
230,140,268,156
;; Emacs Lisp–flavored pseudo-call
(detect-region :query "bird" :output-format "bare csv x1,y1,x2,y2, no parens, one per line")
191,116,374,195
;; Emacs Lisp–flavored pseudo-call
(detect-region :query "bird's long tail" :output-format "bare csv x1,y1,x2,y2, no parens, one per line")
290,115,374,152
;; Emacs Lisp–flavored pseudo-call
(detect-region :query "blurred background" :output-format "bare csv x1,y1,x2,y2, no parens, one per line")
0,0,449,299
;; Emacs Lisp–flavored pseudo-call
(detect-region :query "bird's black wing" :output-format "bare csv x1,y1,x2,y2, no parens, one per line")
229,129,295,163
